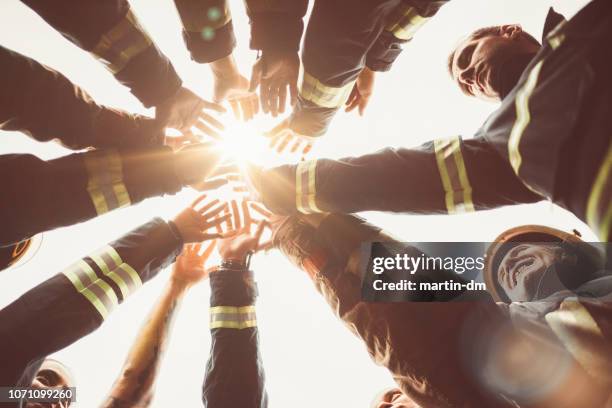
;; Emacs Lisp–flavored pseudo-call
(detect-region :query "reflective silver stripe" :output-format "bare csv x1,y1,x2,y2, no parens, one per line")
84,150,131,215
586,145,612,241
62,259,119,319
508,60,545,176
90,245,142,300
210,305,257,329
299,70,354,109
296,160,323,214
386,5,429,41
91,10,153,74
434,137,475,214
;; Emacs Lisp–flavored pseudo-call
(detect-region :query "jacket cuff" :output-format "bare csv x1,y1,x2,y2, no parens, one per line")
183,21,236,63
249,14,303,53
210,270,257,307
288,98,339,137
93,110,165,149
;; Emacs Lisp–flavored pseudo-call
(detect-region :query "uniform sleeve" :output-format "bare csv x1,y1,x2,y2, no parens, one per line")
0,147,183,246
258,136,541,215
202,269,267,407
272,214,514,407
244,0,308,54
0,46,164,150
20,0,182,107
173,0,235,63
0,218,182,388
366,0,449,72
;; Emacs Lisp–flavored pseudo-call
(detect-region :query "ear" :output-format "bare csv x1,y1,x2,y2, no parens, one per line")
500,24,523,38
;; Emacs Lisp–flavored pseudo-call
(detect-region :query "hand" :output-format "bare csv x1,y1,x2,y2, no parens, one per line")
173,143,236,189
217,200,269,262
265,119,314,156
172,195,234,243
171,241,217,287
164,131,200,151
211,55,259,122
249,52,299,117
345,67,376,116
156,87,226,139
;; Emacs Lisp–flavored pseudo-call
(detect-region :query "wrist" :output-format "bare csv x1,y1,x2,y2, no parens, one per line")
210,54,239,79
220,257,249,270
168,277,191,294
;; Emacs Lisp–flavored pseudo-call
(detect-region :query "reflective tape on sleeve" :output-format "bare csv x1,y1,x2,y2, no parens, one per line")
299,70,355,109
586,145,612,241
434,136,475,214
62,259,119,319
84,150,131,215
296,160,323,214
210,305,257,329
386,5,430,41
91,10,153,74
90,245,142,300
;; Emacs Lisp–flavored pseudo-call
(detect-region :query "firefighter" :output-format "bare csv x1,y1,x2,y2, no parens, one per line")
17,0,244,134
246,0,449,154
271,213,612,407
99,201,269,408
245,0,612,242
0,195,231,408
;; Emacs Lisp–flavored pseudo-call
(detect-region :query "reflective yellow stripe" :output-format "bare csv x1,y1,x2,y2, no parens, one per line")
210,305,257,329
296,160,323,214
91,10,152,73
547,20,567,50
586,145,612,241
90,246,142,299
84,150,131,215
299,70,354,109
386,6,429,41
545,298,607,379
434,137,475,214
508,60,545,175
62,259,119,319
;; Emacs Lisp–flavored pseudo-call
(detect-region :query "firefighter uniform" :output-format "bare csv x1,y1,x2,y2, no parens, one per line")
273,213,612,407
0,218,183,403
20,0,183,108
255,1,612,242
203,263,267,407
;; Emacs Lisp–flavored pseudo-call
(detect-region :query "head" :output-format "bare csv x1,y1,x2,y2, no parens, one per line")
25,359,75,408
448,25,541,101
484,225,605,302
370,387,421,408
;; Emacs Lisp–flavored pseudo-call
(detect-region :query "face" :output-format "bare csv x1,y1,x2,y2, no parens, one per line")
498,244,560,302
26,361,73,408
371,388,421,408
451,25,540,101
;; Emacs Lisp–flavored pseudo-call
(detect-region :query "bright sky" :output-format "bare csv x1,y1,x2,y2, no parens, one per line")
0,0,594,407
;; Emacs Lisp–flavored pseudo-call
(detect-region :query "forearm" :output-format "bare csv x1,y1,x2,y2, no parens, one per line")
244,0,307,53
101,279,188,408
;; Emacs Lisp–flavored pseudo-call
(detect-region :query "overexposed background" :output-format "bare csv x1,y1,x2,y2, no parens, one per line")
0,0,593,407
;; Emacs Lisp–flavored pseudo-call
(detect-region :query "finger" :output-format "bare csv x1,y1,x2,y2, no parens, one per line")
200,232,223,241
278,84,287,114
196,198,220,214
201,202,228,220
241,200,252,232
253,220,266,246
233,185,249,193
191,242,203,254
289,80,298,106
269,134,283,149
260,82,270,114
195,120,222,140
202,100,227,113
249,60,263,92
191,178,228,191
202,213,232,230
251,93,260,117
265,119,289,138
276,134,292,153
199,112,224,131
223,208,233,231
229,99,241,120
249,202,273,219
209,163,241,177
258,239,274,251
345,92,360,112
190,194,208,208
215,220,223,234
231,200,241,231
269,85,279,117
289,137,302,154
302,142,313,156
200,240,217,261
359,98,369,116
238,98,250,122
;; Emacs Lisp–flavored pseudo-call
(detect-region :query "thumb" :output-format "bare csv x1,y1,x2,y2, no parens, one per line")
249,59,264,92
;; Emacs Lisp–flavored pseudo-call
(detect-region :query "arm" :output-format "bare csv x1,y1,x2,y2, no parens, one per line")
0,143,226,246
0,46,164,150
254,136,541,215
101,242,217,408
366,0,450,72
20,0,181,108
203,201,268,407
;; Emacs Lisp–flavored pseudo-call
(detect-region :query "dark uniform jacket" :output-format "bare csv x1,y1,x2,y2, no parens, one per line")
203,267,267,407
0,219,183,407
257,0,612,242
273,213,612,407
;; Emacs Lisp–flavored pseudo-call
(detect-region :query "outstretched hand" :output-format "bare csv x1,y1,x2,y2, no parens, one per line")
172,195,235,243
249,52,299,117
211,55,259,122
172,241,217,287
345,67,376,116
265,119,314,156
217,200,270,262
